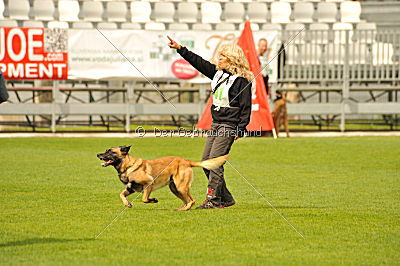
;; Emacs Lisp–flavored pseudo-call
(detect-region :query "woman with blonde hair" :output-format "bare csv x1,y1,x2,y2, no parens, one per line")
168,36,252,209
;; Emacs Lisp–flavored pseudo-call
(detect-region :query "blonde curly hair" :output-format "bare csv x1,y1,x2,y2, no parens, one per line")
216,44,254,82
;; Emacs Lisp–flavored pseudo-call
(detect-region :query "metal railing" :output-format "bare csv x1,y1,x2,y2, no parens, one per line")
0,29,399,132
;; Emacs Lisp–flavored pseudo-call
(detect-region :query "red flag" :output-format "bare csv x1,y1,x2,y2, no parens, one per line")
197,21,275,132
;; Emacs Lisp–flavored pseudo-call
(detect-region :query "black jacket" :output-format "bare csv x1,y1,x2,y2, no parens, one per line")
177,47,252,136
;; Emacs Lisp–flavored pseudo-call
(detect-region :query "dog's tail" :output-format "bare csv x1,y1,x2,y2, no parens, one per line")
189,154,229,170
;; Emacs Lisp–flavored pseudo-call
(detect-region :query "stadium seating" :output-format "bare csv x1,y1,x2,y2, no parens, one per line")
340,1,361,23
72,21,94,29
106,2,127,22
192,23,212,31
316,2,337,23
47,21,69,29
262,23,283,31
224,3,245,23
80,1,103,22
22,20,44,28
247,2,268,23
121,23,142,30
293,2,314,23
58,0,80,22
201,2,222,23
33,0,55,21
270,2,291,24
130,2,151,23
98,22,118,30
177,2,198,23
0,20,18,27
216,23,236,31
144,22,166,31
8,0,30,20
153,2,175,23
169,23,189,31
0,0,3,20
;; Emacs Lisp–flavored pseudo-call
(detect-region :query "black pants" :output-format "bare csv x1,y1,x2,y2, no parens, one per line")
201,122,235,204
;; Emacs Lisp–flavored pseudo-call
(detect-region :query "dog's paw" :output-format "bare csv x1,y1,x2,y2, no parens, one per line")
124,202,132,208
144,198,158,203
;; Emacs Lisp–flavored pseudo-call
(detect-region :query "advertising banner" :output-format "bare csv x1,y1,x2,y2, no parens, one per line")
68,29,279,82
0,27,68,80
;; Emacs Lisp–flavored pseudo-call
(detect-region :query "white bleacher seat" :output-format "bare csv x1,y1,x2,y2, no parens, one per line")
233,0,251,2
201,2,222,23
0,0,4,19
177,2,198,23
22,20,44,27
270,2,291,24
309,23,330,44
0,20,18,27
130,2,151,23
349,43,370,64
192,23,212,31
333,22,353,43
239,22,259,31
72,21,94,29
8,0,30,20
224,3,244,23
81,1,103,22
144,22,165,31
354,23,376,44
216,23,236,31
169,23,189,31
247,3,267,24
47,21,69,29
293,2,314,23
262,23,282,31
121,23,142,30
340,1,361,23
285,23,305,44
97,22,118,30
316,2,337,23
33,0,54,21
153,2,175,23
285,23,305,31
309,23,330,31
58,0,79,22
326,43,345,64
356,22,376,31
106,2,127,22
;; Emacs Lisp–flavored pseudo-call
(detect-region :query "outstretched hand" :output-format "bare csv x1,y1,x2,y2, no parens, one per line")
167,35,181,50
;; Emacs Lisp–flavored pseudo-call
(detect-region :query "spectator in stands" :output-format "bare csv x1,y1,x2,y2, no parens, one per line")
167,36,252,209
257,38,271,96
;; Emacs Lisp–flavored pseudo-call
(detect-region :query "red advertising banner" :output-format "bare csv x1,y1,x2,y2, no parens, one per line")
0,27,68,80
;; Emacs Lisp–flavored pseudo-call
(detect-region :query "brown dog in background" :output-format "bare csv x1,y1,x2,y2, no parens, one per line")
97,146,228,211
272,91,290,138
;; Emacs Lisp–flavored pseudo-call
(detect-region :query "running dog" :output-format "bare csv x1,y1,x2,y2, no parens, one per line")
97,146,228,211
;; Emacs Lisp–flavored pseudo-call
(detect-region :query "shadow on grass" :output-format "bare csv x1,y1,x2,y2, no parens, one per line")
0,237,94,248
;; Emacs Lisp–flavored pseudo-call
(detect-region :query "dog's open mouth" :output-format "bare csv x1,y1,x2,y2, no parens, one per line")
102,159,113,167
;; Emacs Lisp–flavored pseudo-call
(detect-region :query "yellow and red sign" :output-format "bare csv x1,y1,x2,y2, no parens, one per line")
0,27,68,80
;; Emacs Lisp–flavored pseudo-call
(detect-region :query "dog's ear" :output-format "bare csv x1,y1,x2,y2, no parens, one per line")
120,145,131,155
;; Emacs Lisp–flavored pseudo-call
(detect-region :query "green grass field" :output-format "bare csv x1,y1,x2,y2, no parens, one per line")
0,137,399,265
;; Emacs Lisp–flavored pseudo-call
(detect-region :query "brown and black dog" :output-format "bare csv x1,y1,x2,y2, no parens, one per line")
272,91,290,138
97,146,228,211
